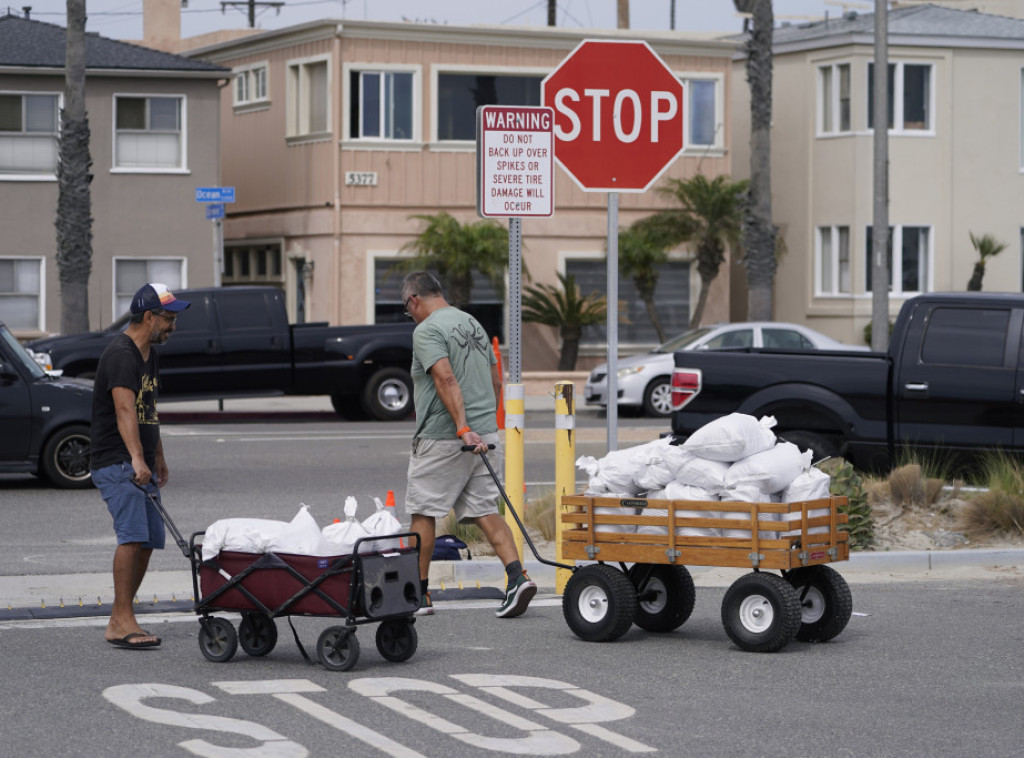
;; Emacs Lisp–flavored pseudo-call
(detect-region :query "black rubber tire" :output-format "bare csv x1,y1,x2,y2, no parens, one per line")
562,564,638,642
330,393,370,420
238,613,278,657
628,564,696,633
39,424,92,489
375,619,418,663
198,617,238,663
641,377,673,418
317,626,360,671
361,367,414,421
780,430,839,463
720,573,801,653
785,565,853,643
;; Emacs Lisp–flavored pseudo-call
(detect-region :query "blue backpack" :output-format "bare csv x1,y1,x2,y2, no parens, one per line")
432,534,470,561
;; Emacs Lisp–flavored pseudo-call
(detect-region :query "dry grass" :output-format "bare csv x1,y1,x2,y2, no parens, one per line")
885,464,946,508
524,489,557,541
960,453,1024,539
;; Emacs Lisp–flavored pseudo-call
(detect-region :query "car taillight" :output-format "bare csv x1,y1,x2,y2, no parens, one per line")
671,369,702,410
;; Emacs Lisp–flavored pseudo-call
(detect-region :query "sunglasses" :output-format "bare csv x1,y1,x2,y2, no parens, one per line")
403,295,416,317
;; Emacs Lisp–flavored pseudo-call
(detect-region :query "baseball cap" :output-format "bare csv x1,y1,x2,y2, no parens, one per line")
130,283,191,314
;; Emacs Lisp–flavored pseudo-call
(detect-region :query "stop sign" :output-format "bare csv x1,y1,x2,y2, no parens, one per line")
542,39,685,192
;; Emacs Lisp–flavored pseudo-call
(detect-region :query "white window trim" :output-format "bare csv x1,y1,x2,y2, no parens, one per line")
110,256,188,317
0,255,46,333
816,63,852,137
1019,68,1024,173
366,249,414,323
0,90,63,182
862,223,934,297
868,60,936,137
340,62,422,149
110,93,189,174
232,61,270,111
286,53,332,142
815,225,853,297
677,71,725,154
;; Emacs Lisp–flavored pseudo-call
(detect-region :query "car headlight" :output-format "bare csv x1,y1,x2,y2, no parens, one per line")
617,366,644,378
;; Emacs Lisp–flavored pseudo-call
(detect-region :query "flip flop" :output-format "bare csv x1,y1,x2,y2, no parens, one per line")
107,632,160,649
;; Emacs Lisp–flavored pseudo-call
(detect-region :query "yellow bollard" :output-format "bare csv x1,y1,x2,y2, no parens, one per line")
503,382,525,563
554,382,577,594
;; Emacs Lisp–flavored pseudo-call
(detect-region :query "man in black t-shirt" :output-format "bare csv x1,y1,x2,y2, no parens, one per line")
91,283,189,649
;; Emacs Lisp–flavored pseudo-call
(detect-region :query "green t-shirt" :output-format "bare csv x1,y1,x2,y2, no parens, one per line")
411,306,498,439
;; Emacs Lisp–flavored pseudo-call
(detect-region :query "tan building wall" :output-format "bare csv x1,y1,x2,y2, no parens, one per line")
192,21,739,370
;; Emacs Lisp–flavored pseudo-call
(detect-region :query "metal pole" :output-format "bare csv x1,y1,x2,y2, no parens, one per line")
213,218,223,288
554,382,576,594
606,192,619,451
871,0,889,351
508,217,522,383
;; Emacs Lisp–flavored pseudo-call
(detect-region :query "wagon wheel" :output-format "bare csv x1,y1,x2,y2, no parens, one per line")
198,617,238,663
238,613,278,657
784,565,853,643
720,573,801,653
627,564,696,633
317,626,360,671
562,564,638,642
375,619,418,663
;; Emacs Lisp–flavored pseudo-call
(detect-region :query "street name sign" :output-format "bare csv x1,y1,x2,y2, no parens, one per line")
195,186,236,203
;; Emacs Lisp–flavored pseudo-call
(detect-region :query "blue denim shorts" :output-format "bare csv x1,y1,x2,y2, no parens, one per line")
92,462,166,549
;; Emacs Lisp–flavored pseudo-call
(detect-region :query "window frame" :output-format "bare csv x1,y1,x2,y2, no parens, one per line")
816,225,852,296
342,62,422,150
110,93,188,174
0,256,45,332
286,54,332,142
817,62,851,136
111,257,187,317
232,61,270,111
678,72,725,152
864,224,933,296
0,91,61,181
867,61,935,136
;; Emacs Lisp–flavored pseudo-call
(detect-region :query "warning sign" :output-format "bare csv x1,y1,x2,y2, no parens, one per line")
476,105,554,218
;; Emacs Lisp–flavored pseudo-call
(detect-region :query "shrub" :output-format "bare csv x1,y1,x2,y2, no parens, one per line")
821,458,875,550
960,452,1024,539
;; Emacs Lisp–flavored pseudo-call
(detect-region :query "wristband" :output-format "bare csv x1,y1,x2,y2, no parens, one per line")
456,426,472,438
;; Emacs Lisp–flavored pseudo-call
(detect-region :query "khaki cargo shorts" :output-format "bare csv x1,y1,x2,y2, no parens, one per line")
405,433,502,523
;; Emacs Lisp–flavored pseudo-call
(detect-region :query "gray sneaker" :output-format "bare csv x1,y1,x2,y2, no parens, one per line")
496,573,536,618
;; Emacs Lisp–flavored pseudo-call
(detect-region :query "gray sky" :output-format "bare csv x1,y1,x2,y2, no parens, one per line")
17,1,862,41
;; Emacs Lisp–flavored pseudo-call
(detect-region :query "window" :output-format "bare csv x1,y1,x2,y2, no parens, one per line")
705,329,752,349
566,259,691,345
763,329,815,350
684,78,721,147
865,225,931,295
113,258,185,316
0,93,59,176
223,243,283,285
921,307,1008,368
114,95,184,169
288,57,330,138
868,62,932,133
349,70,414,141
818,63,851,134
817,225,851,295
233,63,268,107
436,73,541,141
0,257,43,330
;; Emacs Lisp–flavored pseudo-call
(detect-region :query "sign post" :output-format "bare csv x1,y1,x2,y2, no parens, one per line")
196,187,236,287
542,39,685,450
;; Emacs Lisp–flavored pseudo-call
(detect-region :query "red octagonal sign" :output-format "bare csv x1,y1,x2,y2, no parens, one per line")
542,39,685,193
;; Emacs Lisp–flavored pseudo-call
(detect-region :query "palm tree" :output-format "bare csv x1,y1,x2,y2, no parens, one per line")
646,174,748,328
56,0,93,335
616,217,679,343
522,273,607,371
966,232,1007,291
398,212,512,308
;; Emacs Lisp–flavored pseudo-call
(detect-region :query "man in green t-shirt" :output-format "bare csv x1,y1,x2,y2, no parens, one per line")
401,271,536,618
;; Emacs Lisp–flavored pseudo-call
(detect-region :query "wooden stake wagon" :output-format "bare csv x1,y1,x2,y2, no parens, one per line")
558,494,853,652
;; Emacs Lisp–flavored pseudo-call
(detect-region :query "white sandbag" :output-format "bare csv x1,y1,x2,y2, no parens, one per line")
724,442,812,494
322,496,373,555
576,450,642,495
780,467,833,536
639,482,719,537
591,494,638,534
674,454,730,492
271,504,337,556
719,484,777,540
202,517,289,562
361,496,404,551
681,413,777,462
630,438,692,492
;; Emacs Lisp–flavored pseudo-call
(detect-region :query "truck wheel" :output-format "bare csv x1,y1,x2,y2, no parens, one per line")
628,564,695,632
785,565,853,643
721,572,801,653
331,393,370,420
361,368,413,421
563,564,637,642
642,378,673,417
40,424,92,489
781,430,839,462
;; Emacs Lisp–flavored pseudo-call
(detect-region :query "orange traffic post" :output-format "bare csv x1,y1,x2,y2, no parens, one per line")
492,336,505,429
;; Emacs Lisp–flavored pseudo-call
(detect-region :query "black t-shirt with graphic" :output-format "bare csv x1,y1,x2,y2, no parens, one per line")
90,333,161,471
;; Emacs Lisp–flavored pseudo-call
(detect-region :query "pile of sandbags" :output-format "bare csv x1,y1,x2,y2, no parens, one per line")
576,413,831,539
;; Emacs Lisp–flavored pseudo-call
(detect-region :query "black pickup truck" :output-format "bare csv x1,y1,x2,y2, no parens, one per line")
670,292,1024,471
27,287,416,421
1,321,93,488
